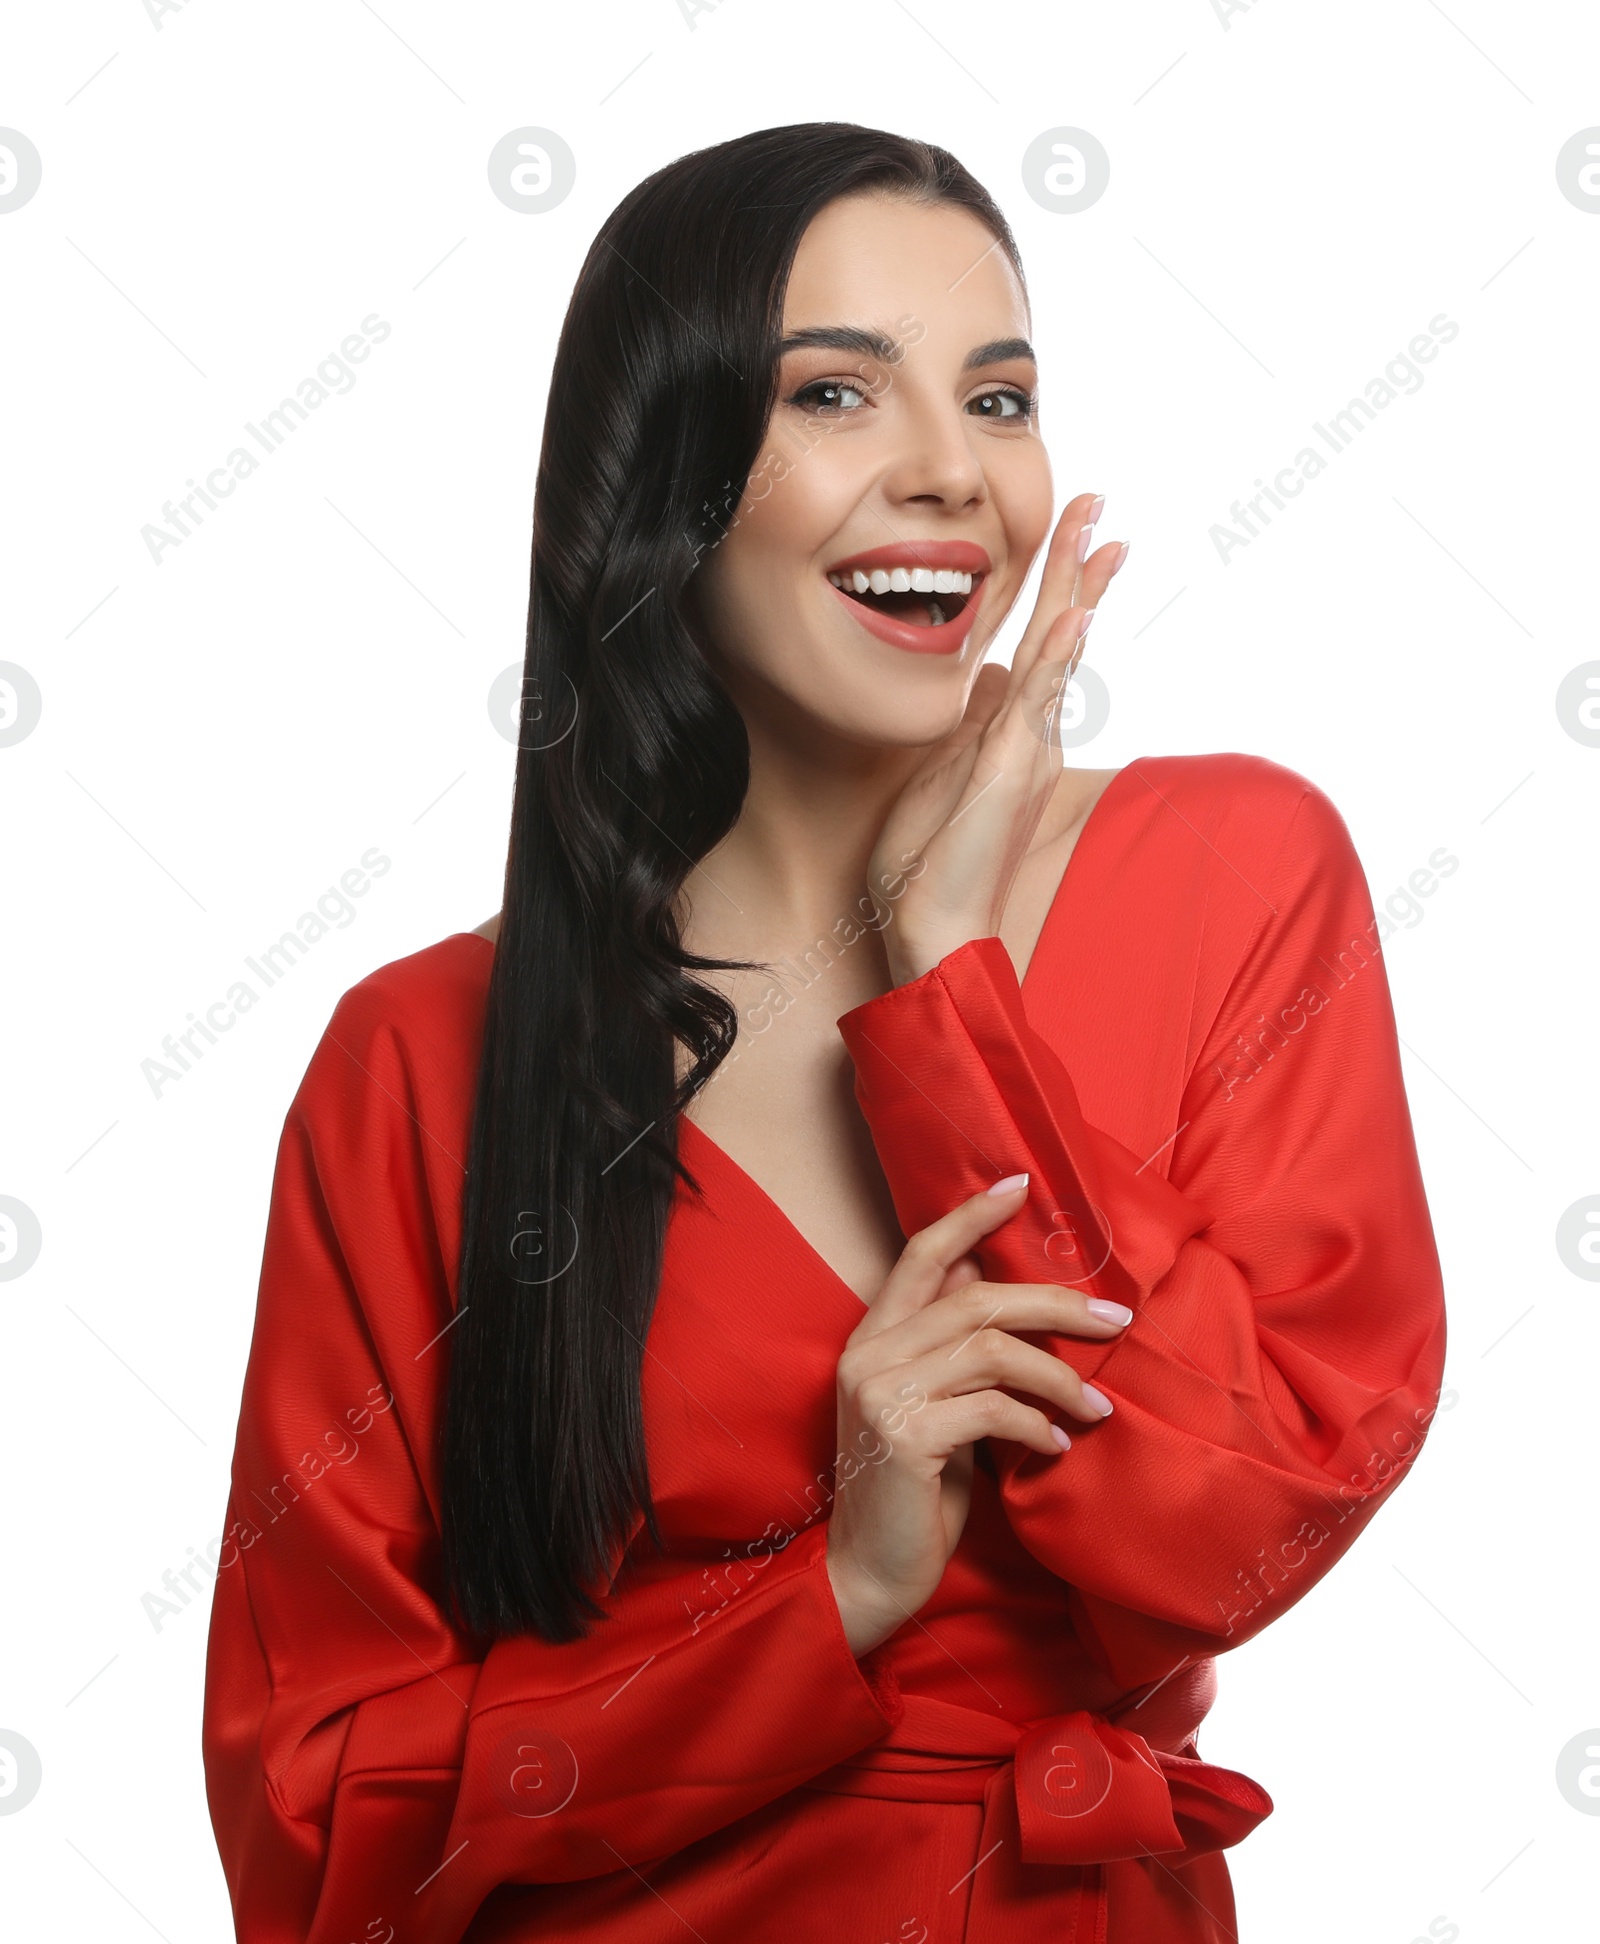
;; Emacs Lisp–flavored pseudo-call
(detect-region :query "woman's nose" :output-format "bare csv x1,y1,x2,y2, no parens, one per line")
878,402,988,511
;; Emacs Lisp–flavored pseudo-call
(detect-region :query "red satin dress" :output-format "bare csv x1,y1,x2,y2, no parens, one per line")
203,751,1448,1943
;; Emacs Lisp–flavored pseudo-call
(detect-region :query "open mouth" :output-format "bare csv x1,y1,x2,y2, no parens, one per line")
822,543,992,654
826,564,979,630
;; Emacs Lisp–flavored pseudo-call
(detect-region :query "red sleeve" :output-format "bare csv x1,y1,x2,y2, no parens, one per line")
836,777,1447,1684
202,970,902,1944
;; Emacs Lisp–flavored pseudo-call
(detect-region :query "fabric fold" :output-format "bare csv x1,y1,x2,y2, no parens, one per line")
203,968,904,1944
805,1675,1270,1941
839,932,1211,1338
204,759,1448,1942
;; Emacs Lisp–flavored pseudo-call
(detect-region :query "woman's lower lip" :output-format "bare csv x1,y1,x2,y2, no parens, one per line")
827,581,983,656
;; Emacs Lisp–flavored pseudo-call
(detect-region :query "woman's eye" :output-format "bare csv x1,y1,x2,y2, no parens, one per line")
791,379,869,413
968,387,1033,421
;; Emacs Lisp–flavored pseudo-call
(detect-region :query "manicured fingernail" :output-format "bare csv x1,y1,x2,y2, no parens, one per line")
1076,524,1095,562
1086,1299,1133,1326
987,1172,1030,1197
1050,1423,1073,1452
1088,495,1105,524
1076,609,1095,637
1112,540,1130,575
1081,1384,1114,1417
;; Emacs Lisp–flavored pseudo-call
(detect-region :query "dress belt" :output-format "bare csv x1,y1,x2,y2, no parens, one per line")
800,1661,1272,1940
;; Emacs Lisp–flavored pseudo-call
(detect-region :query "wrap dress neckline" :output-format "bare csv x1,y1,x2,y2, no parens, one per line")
669,754,1149,1315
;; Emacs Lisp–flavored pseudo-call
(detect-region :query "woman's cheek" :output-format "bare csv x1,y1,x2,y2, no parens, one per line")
995,442,1054,562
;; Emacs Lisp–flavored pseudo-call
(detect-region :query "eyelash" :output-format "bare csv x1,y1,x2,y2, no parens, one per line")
785,377,1036,421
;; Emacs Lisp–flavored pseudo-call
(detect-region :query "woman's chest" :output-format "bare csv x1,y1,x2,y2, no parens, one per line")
641,796,1211,1551
635,1149,1096,1686
679,941,908,1303
639,1134,861,1550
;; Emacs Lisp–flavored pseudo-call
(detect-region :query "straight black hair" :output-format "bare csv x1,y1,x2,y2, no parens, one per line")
440,122,1024,1641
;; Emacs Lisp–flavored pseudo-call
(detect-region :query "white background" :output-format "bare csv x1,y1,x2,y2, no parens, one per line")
3,1,1597,1938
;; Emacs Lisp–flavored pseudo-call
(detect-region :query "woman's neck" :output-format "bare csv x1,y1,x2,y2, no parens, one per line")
683,710,923,957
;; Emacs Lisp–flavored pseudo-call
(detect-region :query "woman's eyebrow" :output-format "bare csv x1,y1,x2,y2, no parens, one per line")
775,327,1038,368
777,325,899,360
963,336,1035,370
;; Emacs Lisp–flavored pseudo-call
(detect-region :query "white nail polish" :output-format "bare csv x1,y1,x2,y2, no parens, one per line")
1086,1299,1133,1326
986,1172,1029,1197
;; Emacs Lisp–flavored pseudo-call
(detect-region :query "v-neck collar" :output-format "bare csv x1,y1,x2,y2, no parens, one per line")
672,757,1148,1311
454,757,1148,1314
675,1114,872,1314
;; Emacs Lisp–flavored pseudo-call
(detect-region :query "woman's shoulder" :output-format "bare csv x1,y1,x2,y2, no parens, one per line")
1111,750,1355,879
1044,751,1366,1003
335,926,496,1037
261,931,499,1387
1119,749,1326,820
289,928,497,1138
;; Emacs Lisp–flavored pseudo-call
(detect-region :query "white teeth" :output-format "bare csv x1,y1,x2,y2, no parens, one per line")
928,599,947,624
832,565,977,597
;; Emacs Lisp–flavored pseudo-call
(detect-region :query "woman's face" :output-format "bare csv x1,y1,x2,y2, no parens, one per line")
687,191,1053,752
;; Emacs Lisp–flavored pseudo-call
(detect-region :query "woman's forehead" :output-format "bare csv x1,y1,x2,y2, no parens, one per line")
781,194,1029,340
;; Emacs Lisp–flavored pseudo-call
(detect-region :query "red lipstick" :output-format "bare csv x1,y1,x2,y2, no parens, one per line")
823,540,991,657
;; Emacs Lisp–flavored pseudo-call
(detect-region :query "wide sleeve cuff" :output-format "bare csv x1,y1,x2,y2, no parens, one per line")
834,783,1447,1666
413,1521,903,1922
837,934,1210,1380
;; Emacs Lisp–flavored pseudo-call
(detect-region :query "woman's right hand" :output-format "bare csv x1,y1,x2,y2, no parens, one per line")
824,1175,1133,1656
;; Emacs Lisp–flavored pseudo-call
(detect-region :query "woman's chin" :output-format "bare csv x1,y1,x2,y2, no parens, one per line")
709,635,978,756
797,686,975,756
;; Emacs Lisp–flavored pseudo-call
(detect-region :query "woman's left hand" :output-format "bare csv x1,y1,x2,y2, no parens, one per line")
867,491,1128,986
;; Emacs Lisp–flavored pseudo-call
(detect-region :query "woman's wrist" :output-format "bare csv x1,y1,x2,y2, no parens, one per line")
825,1552,902,1657
883,937,938,989
883,927,981,990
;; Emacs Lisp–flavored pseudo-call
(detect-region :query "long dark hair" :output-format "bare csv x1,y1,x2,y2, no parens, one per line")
440,123,1023,1642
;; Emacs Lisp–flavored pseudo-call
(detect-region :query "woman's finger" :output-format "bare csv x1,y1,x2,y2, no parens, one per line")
998,492,1103,690
1075,534,1129,620
940,661,1010,770
937,1253,986,1299
863,1277,1132,1365
873,522,1123,897
946,608,1090,809
975,606,1090,776
883,1327,1116,1426
858,1179,1032,1334
865,663,1007,892
908,1390,1074,1462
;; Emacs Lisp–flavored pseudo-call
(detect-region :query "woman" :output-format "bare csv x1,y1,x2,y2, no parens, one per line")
202,124,1447,1942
